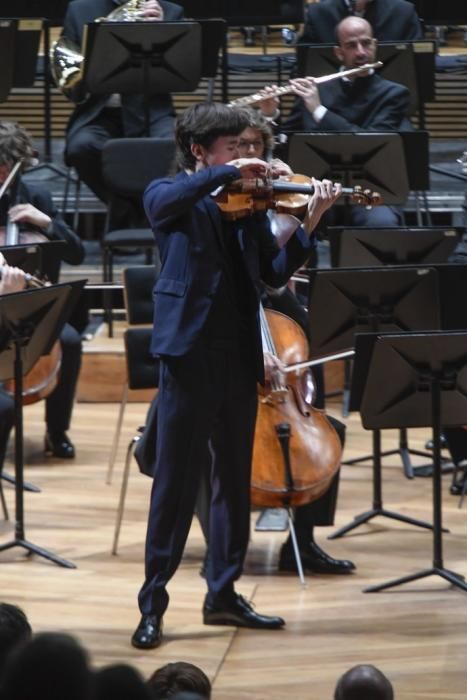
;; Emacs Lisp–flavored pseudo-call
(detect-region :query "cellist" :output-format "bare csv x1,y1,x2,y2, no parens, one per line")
0,121,83,465
131,102,341,650
196,107,356,577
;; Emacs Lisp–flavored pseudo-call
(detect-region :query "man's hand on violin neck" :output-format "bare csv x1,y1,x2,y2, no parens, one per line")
228,157,270,180
303,178,342,234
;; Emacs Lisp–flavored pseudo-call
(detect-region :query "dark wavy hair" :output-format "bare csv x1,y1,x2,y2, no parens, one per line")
0,122,37,170
147,661,211,699
175,102,250,171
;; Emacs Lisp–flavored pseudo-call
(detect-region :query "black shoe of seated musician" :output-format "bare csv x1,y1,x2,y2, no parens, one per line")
425,434,448,451
203,593,285,629
131,614,163,649
44,432,75,459
450,478,467,496
279,540,356,575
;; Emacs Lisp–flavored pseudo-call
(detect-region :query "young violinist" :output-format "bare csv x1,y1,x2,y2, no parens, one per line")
0,121,83,466
195,107,356,577
131,101,341,650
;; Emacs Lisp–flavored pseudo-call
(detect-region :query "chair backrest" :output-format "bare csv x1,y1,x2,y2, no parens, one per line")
124,327,159,390
123,264,159,325
101,138,176,198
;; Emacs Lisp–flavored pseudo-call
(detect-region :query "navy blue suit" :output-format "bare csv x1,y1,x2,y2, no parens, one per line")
138,165,316,616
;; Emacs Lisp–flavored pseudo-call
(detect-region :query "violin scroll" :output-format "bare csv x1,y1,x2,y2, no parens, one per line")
348,185,383,208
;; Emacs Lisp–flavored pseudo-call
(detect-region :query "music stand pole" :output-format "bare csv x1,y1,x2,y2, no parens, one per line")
0,332,75,568
365,369,467,593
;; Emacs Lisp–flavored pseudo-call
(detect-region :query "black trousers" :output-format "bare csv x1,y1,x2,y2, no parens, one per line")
138,337,258,618
0,323,82,473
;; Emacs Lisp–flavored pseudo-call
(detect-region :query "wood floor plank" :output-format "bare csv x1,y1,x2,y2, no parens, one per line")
0,402,466,699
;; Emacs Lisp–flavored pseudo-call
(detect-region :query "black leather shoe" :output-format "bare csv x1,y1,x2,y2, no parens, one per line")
203,593,285,629
450,478,467,496
131,614,163,649
44,433,75,459
279,541,356,575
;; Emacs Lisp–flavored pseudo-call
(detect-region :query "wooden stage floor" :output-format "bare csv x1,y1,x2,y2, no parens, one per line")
0,402,466,699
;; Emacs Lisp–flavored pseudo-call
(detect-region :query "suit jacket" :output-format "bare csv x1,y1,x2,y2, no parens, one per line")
63,0,184,139
299,0,423,44
284,73,410,132
144,165,315,373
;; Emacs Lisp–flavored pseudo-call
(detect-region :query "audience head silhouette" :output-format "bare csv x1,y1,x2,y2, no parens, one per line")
0,631,93,700
334,664,394,700
0,603,32,678
147,661,211,699
95,663,152,700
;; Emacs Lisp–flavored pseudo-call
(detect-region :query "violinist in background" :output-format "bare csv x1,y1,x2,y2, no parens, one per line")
131,102,341,650
196,108,356,577
0,121,84,464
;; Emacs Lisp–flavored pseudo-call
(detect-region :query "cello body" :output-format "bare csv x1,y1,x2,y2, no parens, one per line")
251,308,342,508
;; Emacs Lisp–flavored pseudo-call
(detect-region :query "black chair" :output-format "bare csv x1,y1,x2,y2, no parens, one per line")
106,264,159,486
101,137,176,283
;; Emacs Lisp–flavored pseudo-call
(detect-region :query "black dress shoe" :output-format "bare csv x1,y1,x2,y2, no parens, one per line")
450,478,467,496
44,433,75,459
279,541,356,575
203,593,285,629
131,614,163,649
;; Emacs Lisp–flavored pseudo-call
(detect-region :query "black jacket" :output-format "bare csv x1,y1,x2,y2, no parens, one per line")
62,0,184,139
299,0,423,44
284,73,410,132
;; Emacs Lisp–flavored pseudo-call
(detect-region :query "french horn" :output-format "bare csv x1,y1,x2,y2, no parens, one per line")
50,0,148,102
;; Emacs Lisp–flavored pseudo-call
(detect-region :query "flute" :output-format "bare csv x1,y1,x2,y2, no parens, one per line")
228,61,383,108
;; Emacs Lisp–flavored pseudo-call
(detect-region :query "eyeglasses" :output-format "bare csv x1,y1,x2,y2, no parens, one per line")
237,139,264,151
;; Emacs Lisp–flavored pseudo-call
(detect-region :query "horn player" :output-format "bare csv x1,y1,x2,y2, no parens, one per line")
61,0,184,227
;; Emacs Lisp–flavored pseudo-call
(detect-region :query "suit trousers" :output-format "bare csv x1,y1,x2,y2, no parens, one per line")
138,336,258,617
0,323,81,473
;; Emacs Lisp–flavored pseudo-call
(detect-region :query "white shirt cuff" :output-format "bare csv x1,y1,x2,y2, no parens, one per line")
312,105,328,123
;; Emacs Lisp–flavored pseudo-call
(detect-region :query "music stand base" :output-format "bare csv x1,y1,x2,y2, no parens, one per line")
1,471,41,493
364,566,467,593
343,447,445,479
0,538,76,569
328,507,440,540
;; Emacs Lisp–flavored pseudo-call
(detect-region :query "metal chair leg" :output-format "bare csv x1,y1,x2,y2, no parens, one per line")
106,383,129,485
287,509,307,587
112,434,140,555
0,477,9,520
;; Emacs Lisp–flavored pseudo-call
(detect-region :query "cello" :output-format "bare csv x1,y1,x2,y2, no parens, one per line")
251,305,342,508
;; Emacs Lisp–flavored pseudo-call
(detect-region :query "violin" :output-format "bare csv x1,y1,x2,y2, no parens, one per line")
215,173,382,221
251,306,342,508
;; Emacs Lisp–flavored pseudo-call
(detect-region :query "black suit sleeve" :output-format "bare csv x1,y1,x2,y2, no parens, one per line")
319,85,410,132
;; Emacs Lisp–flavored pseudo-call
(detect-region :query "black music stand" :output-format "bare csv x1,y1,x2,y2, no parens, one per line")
0,280,85,568
308,265,440,484
82,21,202,136
0,18,41,101
288,132,410,206
357,331,467,594
328,226,462,268
11,0,70,170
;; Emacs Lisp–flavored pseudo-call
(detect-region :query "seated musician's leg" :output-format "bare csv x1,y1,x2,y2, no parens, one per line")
0,389,15,475
278,417,356,574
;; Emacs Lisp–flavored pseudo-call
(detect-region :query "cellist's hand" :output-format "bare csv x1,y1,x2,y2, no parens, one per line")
302,178,342,236
263,351,286,382
0,264,28,295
